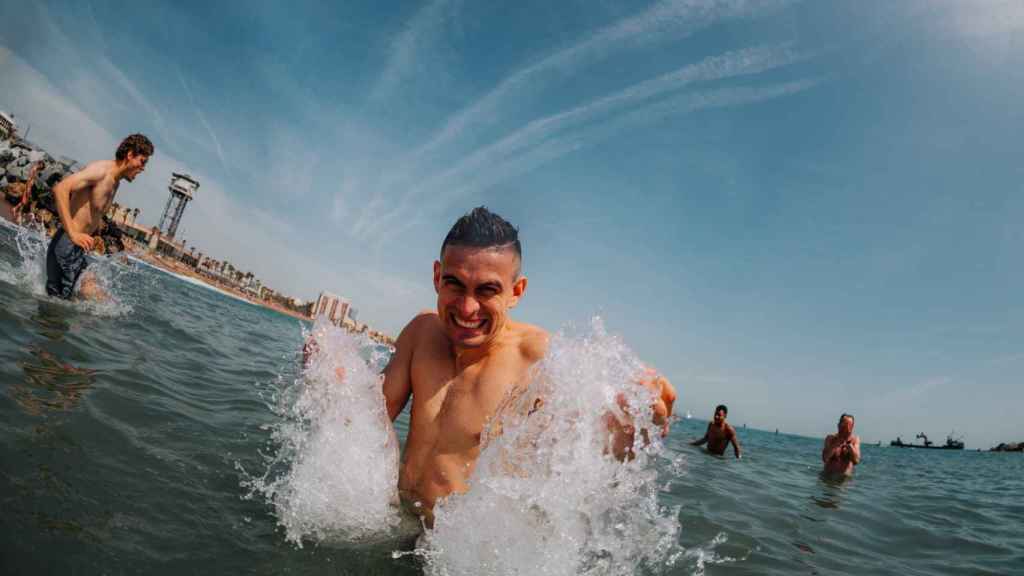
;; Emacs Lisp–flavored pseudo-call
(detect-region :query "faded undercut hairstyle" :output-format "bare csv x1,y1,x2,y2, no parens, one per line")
116,133,154,162
441,206,522,272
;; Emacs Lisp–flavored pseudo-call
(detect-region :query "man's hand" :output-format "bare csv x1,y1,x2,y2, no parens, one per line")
71,232,95,251
301,332,347,383
639,368,676,437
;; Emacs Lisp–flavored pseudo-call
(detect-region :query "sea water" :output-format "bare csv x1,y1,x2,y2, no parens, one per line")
2,222,1023,575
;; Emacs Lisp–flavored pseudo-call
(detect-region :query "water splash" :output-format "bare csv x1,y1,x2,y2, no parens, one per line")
684,533,750,576
247,316,685,572
242,318,403,547
416,317,684,576
0,220,135,316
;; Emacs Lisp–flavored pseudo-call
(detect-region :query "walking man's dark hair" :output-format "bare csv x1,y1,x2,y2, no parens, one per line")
116,133,154,162
441,206,521,260
715,404,728,416
839,413,854,424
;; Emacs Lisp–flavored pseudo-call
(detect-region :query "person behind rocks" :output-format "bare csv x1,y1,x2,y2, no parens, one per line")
6,161,43,225
691,404,742,458
821,413,861,476
311,206,676,529
47,134,152,300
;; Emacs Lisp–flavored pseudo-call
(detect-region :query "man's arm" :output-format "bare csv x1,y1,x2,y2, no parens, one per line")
691,423,711,446
17,164,40,206
847,436,861,465
821,435,834,463
730,427,742,459
606,371,676,461
52,162,106,250
381,314,432,421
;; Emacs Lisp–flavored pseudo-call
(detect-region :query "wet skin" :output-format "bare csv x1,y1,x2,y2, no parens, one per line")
373,245,676,527
821,417,861,476
51,153,147,300
383,245,545,526
53,153,148,252
692,410,742,458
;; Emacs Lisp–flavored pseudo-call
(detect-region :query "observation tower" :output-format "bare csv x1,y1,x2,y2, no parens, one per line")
158,173,200,239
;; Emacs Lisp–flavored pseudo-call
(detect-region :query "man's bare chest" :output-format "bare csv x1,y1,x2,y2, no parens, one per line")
410,358,518,440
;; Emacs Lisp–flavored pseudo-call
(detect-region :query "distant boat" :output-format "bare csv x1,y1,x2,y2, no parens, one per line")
890,432,964,450
685,411,692,420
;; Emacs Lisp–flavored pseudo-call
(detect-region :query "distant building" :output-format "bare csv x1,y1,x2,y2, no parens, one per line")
315,291,351,326
0,111,17,140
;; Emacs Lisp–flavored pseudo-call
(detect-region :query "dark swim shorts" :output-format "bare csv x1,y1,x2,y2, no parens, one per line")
45,229,89,299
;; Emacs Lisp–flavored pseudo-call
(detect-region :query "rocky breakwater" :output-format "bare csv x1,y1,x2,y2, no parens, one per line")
990,442,1023,452
0,138,125,254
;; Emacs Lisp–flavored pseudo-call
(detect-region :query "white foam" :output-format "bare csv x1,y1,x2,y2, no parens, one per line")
248,317,685,572
0,221,135,316
417,318,683,576
243,319,402,547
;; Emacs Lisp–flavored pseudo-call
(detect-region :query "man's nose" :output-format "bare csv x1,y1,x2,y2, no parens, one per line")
456,296,480,317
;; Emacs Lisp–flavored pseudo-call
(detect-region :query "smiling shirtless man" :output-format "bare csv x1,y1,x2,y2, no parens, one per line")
351,207,676,528
46,134,152,300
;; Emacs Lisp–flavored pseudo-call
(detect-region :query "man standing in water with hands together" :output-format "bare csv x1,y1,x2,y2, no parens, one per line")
316,207,676,528
46,134,152,300
822,413,861,476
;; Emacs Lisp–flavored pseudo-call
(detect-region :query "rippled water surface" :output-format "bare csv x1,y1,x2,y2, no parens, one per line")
2,223,1022,575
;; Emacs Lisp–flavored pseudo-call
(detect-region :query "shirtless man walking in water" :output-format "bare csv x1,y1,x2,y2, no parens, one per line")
822,413,861,476
46,134,152,300
691,404,742,458
331,207,676,527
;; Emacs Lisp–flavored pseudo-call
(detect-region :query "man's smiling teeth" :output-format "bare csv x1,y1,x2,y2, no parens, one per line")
453,316,485,329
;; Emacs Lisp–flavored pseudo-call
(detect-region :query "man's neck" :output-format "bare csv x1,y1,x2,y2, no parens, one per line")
453,324,512,370
111,160,130,183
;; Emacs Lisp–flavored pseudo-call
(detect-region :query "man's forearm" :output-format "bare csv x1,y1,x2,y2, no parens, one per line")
53,182,78,234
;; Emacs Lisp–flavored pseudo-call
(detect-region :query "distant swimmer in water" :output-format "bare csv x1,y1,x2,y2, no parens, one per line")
691,404,742,458
308,207,676,529
822,413,861,476
47,134,152,300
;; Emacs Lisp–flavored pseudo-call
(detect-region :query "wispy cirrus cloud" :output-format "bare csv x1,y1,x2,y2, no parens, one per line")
369,0,460,103
350,0,801,238
361,44,816,238
175,68,230,177
417,0,797,156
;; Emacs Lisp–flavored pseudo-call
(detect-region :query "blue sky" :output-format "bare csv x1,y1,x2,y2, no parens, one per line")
1,0,1022,448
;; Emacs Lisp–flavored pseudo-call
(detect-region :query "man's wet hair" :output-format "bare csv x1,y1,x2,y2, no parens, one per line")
441,206,522,261
839,413,854,424
116,133,154,162
715,404,728,416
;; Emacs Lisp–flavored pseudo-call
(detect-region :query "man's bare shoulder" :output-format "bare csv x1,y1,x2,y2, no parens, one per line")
400,311,441,338
511,322,548,362
77,160,116,179
62,160,114,188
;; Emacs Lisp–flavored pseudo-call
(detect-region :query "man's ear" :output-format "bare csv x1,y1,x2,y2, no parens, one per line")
508,275,528,308
433,260,442,294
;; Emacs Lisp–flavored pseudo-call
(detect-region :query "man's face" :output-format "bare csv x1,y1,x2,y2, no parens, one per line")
124,152,149,181
434,244,526,349
838,416,854,435
713,409,726,424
